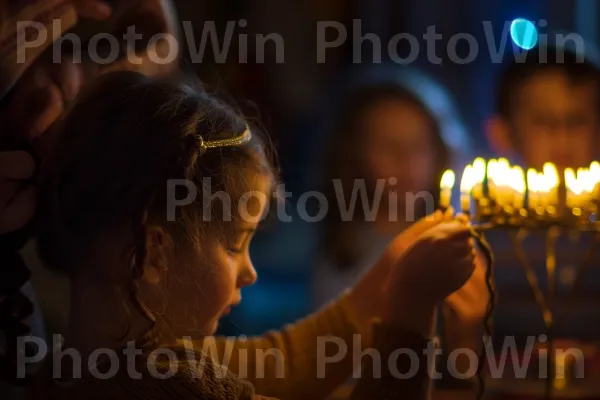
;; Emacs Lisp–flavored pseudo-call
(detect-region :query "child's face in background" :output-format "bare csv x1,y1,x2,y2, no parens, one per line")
362,100,437,202
504,72,599,170
155,173,269,338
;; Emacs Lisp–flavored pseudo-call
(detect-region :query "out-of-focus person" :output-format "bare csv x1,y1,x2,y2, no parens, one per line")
483,42,600,397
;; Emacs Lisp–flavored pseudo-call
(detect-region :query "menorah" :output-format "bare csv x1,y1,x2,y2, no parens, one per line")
439,158,600,399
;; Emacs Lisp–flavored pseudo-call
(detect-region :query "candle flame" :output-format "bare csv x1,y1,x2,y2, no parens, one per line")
472,158,486,183
461,165,475,192
527,169,538,193
490,158,510,187
487,159,499,185
440,169,455,189
591,162,600,193
543,162,559,187
512,166,526,193
538,172,552,193
565,168,578,193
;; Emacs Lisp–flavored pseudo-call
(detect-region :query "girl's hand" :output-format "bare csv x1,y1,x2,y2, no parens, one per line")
444,213,490,330
383,221,476,337
347,209,452,339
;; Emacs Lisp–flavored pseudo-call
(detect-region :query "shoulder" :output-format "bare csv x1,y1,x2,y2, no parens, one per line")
48,346,258,400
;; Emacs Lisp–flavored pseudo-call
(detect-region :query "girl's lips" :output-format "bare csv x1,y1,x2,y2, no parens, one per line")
222,299,241,316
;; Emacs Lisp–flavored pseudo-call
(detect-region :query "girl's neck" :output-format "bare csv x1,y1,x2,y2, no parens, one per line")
63,275,152,361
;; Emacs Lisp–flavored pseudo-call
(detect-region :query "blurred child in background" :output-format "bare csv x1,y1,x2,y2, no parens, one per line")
313,67,487,389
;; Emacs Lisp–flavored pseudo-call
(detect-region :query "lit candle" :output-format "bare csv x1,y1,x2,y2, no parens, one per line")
440,170,455,210
460,165,474,213
543,162,559,206
565,168,577,209
590,161,600,199
578,168,592,206
512,166,525,209
497,158,511,206
472,157,486,199
538,172,550,210
527,169,539,210
487,159,499,202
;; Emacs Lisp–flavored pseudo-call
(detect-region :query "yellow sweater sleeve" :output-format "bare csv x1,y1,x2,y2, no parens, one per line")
193,292,363,400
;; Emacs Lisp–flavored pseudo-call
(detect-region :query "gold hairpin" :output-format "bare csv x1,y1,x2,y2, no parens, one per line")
198,126,252,154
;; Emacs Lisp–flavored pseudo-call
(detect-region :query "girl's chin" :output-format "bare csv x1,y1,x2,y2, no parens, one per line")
206,320,219,336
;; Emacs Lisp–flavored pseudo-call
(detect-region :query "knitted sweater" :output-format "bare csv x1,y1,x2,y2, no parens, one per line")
33,294,435,400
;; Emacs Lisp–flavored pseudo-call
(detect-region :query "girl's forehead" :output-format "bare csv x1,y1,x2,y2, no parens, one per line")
235,172,273,225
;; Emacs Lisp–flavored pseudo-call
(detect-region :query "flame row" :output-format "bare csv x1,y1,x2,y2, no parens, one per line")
440,159,600,210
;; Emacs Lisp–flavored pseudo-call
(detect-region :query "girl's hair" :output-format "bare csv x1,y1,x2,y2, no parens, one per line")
320,82,450,270
36,71,276,277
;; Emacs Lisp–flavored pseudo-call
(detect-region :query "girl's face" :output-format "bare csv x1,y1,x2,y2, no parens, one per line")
155,173,270,338
362,100,437,200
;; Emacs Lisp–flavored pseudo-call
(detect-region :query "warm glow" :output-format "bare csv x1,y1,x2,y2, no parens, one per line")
565,168,581,194
543,162,559,187
512,166,526,193
461,165,475,192
578,168,596,193
539,171,553,193
487,159,499,185
591,162,600,194
496,158,512,187
440,169,456,189
498,158,510,170
527,169,538,193
472,158,486,183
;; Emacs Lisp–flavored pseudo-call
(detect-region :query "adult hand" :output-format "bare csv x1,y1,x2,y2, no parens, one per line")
74,0,112,21
384,221,476,337
0,151,36,234
3,55,85,152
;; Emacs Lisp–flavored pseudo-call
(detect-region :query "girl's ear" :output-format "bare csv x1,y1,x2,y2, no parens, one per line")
141,226,171,285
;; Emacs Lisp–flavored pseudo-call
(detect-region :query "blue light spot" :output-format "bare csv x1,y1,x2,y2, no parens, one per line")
510,18,538,50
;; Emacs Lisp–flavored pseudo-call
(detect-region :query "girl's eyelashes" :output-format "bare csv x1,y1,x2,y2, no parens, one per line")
227,247,243,255
226,228,256,256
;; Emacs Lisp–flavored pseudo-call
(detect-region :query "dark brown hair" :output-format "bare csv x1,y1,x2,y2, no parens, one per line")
36,71,276,278
496,46,600,121
320,82,450,270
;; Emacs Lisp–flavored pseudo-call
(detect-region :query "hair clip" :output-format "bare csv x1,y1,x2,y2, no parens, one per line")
198,126,252,154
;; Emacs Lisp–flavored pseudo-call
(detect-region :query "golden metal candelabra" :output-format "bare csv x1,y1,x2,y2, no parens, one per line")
441,158,600,399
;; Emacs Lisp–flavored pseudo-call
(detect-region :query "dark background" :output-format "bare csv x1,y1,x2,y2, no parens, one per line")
169,0,600,336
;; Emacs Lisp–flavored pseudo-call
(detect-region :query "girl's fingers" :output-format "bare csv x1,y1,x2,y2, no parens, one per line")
454,213,470,224
443,206,455,220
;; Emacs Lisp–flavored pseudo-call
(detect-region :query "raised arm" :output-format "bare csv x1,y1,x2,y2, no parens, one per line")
195,292,362,400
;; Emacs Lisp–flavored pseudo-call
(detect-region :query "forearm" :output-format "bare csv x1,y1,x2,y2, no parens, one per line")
350,321,436,400
197,293,361,400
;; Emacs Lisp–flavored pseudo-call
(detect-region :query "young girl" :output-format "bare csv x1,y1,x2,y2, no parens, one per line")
30,71,476,399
